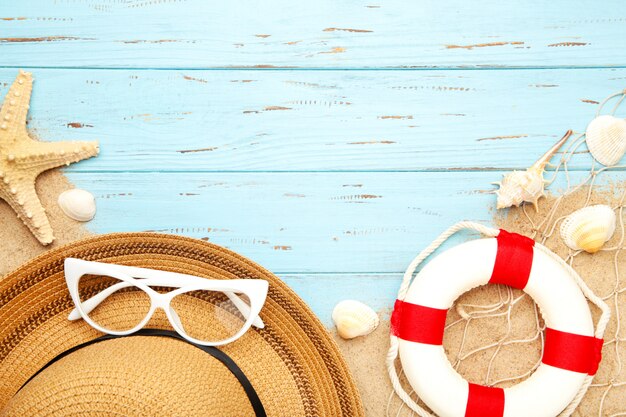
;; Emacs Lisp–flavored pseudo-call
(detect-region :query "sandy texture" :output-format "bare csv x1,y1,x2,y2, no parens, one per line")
336,186,626,417
0,170,91,275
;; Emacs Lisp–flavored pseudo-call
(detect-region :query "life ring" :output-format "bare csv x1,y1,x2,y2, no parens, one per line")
390,229,605,417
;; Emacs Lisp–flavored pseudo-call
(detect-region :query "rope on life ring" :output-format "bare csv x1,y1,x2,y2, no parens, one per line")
386,221,611,417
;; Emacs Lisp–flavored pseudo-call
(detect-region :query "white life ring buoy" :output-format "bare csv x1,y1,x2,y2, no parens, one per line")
390,228,605,417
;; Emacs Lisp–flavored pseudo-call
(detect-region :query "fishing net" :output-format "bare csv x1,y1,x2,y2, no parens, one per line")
387,89,626,417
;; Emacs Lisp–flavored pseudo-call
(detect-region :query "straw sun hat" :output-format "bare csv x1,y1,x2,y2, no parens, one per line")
0,233,364,416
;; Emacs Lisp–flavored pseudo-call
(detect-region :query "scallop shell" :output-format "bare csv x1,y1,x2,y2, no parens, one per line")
332,300,379,340
586,115,626,167
560,205,616,253
58,189,97,222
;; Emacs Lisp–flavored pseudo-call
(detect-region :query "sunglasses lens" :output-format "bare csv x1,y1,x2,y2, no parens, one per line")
170,290,250,343
77,274,151,332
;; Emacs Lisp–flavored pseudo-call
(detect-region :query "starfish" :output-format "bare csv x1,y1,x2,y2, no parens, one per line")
0,71,99,245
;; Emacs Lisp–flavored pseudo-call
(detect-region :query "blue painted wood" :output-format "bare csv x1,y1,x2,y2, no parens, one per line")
3,0,626,328
282,274,398,326
0,0,626,68
65,170,606,274
1,68,625,172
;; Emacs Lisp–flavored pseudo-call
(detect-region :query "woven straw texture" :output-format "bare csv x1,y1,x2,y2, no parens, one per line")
0,233,364,417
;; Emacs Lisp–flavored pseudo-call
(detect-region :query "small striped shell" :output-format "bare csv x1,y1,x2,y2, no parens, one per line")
586,115,626,167
560,205,616,253
332,300,379,340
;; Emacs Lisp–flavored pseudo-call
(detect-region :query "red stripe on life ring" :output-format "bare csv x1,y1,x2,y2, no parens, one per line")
543,328,604,375
390,300,448,345
465,383,505,417
489,230,535,290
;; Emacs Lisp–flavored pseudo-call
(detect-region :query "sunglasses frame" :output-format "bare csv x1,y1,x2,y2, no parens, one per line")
64,258,269,346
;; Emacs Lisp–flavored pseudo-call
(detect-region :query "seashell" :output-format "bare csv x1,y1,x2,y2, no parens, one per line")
495,130,572,211
560,205,616,253
332,300,379,340
58,189,96,222
585,115,626,167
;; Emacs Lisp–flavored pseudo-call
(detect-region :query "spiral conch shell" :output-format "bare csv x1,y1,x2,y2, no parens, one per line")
495,130,572,211
332,300,379,340
560,205,616,253
58,189,97,222
585,115,626,167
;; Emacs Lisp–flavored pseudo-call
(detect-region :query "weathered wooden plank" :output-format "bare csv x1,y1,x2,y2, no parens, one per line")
282,273,398,326
2,68,625,172
0,0,625,68
63,170,613,274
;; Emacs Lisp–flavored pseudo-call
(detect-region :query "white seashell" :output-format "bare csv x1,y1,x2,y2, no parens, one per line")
586,115,626,167
58,189,96,222
495,130,572,211
495,169,545,211
332,300,379,340
560,205,616,253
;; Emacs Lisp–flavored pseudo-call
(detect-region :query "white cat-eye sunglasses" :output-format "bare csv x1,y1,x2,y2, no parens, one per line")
64,258,268,346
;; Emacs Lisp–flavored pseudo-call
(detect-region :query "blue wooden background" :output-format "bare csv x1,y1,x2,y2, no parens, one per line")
1,0,625,326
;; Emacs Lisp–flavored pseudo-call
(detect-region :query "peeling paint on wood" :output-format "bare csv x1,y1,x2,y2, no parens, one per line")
99,192,134,198
66,171,603,275
323,28,373,33
146,227,229,234
331,194,382,200
344,227,405,236
288,99,350,106
3,68,624,172
0,36,93,43
348,140,395,145
318,47,346,54
183,75,208,83
244,105,293,114
255,34,271,38
285,80,337,89
548,42,588,47
66,122,93,128
250,65,286,68
446,41,524,50
120,39,188,44
477,134,528,141
390,85,473,92
378,115,413,120
1,3,625,68
7,0,624,325
177,147,218,154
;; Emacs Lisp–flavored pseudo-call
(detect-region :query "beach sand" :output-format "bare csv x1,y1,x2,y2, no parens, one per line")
0,170,90,276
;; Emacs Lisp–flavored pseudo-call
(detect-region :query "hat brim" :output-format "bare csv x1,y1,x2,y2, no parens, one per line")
0,233,364,416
